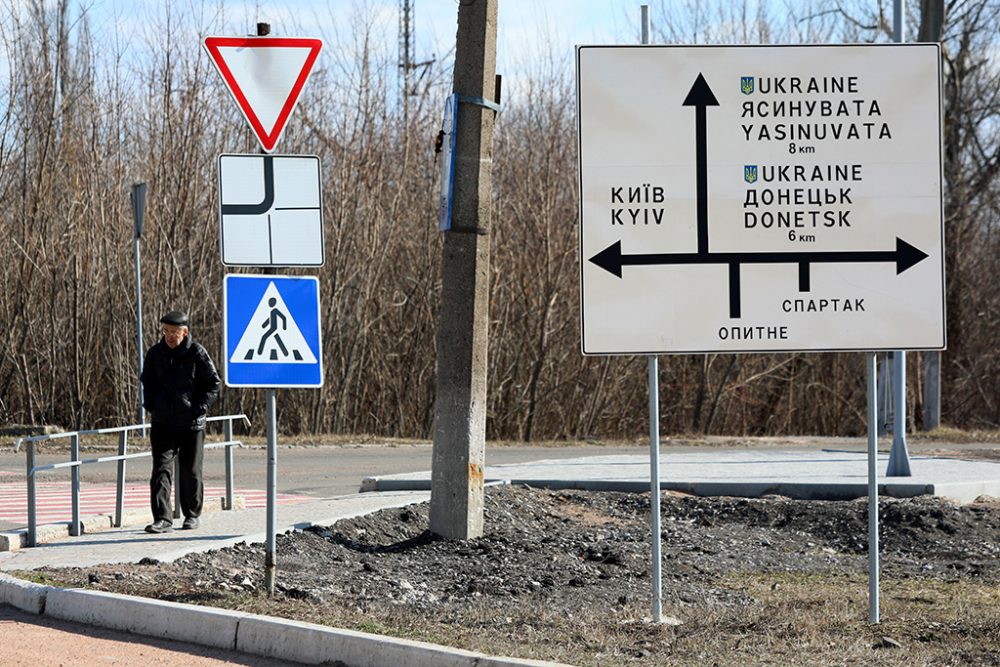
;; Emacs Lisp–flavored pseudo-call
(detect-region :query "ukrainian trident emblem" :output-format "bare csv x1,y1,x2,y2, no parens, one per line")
744,165,758,183
741,76,754,95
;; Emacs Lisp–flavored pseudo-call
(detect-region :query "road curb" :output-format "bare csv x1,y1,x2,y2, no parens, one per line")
0,572,50,614
0,576,573,666
45,587,244,650
363,475,987,502
236,613,571,666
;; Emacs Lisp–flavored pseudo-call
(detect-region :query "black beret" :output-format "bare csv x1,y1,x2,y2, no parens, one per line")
160,311,189,326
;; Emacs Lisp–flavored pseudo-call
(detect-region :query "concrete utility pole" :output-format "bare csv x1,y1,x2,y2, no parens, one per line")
429,0,498,540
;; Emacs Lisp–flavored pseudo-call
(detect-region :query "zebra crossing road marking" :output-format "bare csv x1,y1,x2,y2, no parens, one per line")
0,482,314,527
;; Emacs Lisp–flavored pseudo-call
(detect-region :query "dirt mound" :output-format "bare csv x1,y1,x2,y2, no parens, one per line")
25,486,1000,666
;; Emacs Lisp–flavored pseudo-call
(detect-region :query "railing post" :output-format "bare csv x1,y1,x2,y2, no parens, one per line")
70,434,81,536
224,418,235,511
115,431,128,527
26,443,36,548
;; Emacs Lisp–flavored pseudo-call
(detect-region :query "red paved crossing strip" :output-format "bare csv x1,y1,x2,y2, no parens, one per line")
0,481,313,527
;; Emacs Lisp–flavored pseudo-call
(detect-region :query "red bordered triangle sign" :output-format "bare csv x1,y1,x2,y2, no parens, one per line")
203,36,323,152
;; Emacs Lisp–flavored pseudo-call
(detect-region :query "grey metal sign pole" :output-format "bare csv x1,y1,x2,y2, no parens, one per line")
640,4,664,625
131,183,147,431
265,388,277,595
429,0,497,540
867,352,880,623
648,355,664,624
887,0,913,477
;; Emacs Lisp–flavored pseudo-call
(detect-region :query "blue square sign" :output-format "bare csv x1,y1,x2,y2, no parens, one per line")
223,274,323,388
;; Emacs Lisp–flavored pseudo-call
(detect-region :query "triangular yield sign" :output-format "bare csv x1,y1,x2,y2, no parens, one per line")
203,36,323,152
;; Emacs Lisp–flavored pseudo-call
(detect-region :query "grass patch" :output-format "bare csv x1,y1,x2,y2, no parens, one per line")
909,426,1000,444
702,571,1000,667
9,570,74,588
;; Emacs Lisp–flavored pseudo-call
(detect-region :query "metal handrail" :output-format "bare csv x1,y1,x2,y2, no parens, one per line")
13,415,251,452
15,414,251,547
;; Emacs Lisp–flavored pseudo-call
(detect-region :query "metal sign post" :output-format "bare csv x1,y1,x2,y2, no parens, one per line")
867,352,880,623
577,27,946,627
206,24,325,597
223,274,322,596
131,183,147,433
265,388,277,595
639,4,664,626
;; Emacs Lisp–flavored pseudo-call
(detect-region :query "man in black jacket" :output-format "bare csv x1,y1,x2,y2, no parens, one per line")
141,311,220,533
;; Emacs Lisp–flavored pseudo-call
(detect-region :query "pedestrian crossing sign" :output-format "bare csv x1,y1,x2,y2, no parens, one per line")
223,274,323,387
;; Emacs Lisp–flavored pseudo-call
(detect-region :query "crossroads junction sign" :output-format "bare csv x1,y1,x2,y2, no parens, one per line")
577,44,946,355
217,154,324,267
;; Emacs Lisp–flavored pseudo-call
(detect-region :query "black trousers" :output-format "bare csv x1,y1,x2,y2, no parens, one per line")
150,424,204,523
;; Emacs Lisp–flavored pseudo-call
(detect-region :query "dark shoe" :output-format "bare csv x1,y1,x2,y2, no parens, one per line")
181,517,199,530
144,520,173,534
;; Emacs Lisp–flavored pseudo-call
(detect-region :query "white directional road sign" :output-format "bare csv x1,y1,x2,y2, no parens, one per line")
224,275,323,388
218,154,324,267
577,44,945,354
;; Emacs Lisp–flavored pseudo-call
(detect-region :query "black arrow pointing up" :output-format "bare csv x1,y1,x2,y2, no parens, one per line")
589,237,929,278
682,73,719,255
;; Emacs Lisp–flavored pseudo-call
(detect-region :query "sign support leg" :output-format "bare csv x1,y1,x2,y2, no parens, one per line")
648,354,663,624
867,352,880,624
131,183,146,438
265,388,277,596
887,350,912,475
638,4,664,626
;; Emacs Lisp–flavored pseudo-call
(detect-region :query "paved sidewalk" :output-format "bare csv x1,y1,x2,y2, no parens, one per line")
364,448,1000,502
0,489,429,571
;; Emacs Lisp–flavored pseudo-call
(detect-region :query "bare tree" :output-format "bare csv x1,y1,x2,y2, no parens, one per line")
0,0,997,439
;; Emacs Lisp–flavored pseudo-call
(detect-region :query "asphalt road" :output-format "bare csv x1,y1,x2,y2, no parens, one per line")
0,443,648,532
2,436,993,533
